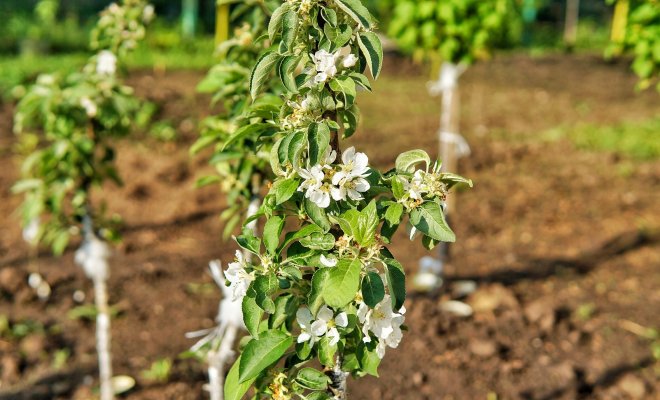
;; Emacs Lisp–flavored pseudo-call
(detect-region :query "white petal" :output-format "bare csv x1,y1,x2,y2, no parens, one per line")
296,308,313,327
327,328,340,346
347,189,363,201
311,320,328,336
330,186,346,201
298,332,312,344
342,147,356,165
332,171,347,186
317,192,331,208
317,306,333,322
357,302,369,323
376,341,387,359
335,312,348,328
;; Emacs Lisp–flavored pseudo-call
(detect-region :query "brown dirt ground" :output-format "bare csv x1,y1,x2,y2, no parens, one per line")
0,53,659,400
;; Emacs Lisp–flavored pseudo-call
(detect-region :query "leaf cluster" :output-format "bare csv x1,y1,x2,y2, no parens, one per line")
388,0,514,64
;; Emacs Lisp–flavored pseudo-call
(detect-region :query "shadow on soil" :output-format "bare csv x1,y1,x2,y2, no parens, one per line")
0,366,94,400
451,229,660,286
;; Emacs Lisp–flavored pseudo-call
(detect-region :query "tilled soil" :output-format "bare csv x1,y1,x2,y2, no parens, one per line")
0,54,658,400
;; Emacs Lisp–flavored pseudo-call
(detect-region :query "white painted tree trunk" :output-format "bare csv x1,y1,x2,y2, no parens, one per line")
76,215,114,400
206,193,260,400
94,278,114,400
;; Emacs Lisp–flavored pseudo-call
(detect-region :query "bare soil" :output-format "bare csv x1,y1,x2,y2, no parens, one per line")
0,53,658,400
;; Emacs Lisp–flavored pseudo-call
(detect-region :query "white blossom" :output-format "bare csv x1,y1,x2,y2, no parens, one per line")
342,54,358,68
406,170,428,200
331,146,371,201
210,260,244,328
313,49,339,84
297,306,348,346
96,50,117,76
311,306,348,346
298,165,332,208
142,4,155,23
296,307,316,345
357,295,406,358
225,250,255,301
80,97,98,117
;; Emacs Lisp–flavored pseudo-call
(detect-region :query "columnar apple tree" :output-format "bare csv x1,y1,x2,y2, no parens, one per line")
215,1,471,399
388,0,508,290
190,2,281,399
12,1,153,399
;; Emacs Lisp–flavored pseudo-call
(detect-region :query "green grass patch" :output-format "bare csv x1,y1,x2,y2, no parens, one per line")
545,118,660,161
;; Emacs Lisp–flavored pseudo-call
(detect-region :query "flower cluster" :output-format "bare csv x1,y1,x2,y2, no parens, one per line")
358,295,406,359
312,49,358,84
297,306,348,346
298,146,371,208
224,250,255,301
398,169,448,210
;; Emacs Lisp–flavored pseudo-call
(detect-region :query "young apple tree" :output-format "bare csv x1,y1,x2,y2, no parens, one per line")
208,1,471,399
388,0,510,290
12,2,154,399
189,2,282,399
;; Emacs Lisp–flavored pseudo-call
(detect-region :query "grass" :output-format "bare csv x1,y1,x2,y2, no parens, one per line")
544,118,660,161
0,36,218,99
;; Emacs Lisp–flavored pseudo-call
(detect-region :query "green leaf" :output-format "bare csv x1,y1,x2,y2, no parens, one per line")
242,294,263,338
269,294,298,330
272,177,300,205
268,3,290,41
357,32,383,79
279,224,323,253
323,258,361,308
308,268,331,315
409,202,456,243
318,336,337,367
441,173,473,189
296,340,313,360
222,123,277,151
384,203,404,226
307,122,330,166
383,257,406,310
349,72,372,91
334,0,375,29
395,149,430,173
358,343,381,377
329,76,356,106
253,274,279,314
304,199,331,232
250,52,281,99
278,55,301,93
280,9,299,52
299,232,335,251
237,229,261,255
354,200,379,247
263,216,285,255
361,272,385,308
224,355,257,400
238,330,293,383
295,368,330,390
